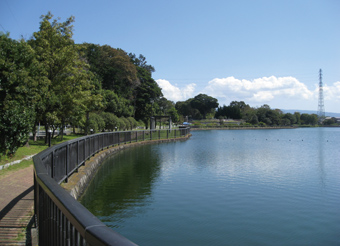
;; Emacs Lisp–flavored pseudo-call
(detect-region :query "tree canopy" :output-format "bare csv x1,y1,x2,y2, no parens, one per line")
0,33,47,156
176,94,219,119
28,12,100,139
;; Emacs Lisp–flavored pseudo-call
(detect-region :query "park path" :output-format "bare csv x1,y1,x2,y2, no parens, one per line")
0,165,34,245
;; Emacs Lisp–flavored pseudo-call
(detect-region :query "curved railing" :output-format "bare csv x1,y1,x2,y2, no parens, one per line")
33,128,190,245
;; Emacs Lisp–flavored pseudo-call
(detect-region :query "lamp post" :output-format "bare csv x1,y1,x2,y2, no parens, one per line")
48,130,52,147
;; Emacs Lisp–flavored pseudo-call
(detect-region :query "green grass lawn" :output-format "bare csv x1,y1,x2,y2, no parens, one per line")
0,134,83,167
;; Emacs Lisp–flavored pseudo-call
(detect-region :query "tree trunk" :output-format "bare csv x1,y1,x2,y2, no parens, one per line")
44,118,48,144
60,118,64,141
32,121,37,142
85,111,90,135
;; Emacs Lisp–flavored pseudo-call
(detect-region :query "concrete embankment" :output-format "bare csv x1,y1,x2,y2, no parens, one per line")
62,135,191,200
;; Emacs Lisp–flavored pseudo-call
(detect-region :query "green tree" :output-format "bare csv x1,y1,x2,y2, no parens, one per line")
128,53,155,74
175,98,204,120
127,117,138,130
282,113,296,125
156,97,175,115
323,117,337,125
0,33,46,156
81,43,139,99
29,12,98,140
310,114,318,125
175,100,194,118
215,101,248,119
133,64,162,127
294,112,301,125
102,89,133,117
249,114,259,125
119,117,131,131
242,106,257,123
300,113,318,125
101,112,120,131
168,107,180,124
190,94,219,119
256,104,281,126
88,112,105,133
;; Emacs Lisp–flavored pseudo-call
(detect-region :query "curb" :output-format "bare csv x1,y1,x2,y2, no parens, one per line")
0,155,35,171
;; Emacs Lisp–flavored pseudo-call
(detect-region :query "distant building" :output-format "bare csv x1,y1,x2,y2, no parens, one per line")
325,117,340,122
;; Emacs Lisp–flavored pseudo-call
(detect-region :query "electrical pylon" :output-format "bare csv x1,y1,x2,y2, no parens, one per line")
317,69,325,121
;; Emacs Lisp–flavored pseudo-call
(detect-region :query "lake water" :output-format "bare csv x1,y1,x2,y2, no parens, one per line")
80,128,340,246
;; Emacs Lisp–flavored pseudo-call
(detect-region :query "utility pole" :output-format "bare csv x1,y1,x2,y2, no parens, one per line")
317,69,325,122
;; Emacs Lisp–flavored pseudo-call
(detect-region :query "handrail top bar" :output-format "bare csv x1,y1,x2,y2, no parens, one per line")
36,129,182,160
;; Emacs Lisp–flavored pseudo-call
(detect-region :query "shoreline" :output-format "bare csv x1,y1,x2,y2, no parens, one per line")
190,126,298,131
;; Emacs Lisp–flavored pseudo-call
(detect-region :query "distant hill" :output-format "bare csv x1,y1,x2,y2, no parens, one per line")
281,109,340,118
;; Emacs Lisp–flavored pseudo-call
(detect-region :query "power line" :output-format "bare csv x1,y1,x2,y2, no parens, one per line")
4,0,23,36
0,23,7,33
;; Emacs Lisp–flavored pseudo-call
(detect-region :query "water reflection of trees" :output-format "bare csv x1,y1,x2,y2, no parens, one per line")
80,145,161,223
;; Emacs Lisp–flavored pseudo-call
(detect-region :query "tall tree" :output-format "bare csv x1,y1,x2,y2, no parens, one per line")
129,53,155,74
102,89,133,117
0,33,47,156
131,56,162,127
29,12,98,139
0,34,46,155
190,94,219,119
215,101,248,119
81,43,139,99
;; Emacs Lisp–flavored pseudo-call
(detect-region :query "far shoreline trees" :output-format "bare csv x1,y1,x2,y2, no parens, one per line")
175,94,219,120
214,102,320,127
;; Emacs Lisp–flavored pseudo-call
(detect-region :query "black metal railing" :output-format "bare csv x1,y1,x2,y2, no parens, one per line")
33,128,190,246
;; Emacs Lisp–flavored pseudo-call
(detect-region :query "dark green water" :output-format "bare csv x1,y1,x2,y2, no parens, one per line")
80,128,340,245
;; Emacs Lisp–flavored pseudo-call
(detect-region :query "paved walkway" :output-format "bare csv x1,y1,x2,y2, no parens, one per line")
0,165,34,245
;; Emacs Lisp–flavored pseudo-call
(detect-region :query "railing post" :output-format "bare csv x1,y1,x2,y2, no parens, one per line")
83,139,86,164
52,150,55,179
65,144,69,182
77,140,79,169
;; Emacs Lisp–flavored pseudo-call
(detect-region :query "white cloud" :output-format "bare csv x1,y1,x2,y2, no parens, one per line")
156,77,340,112
156,79,196,101
324,81,340,101
204,76,314,104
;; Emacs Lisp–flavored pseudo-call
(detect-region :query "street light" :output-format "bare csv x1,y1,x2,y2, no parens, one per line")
48,130,52,147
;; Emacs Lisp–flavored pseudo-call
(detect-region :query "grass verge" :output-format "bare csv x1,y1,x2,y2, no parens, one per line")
0,159,33,178
0,134,84,170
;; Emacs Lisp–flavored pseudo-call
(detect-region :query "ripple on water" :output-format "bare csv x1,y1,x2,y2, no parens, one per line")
81,128,340,246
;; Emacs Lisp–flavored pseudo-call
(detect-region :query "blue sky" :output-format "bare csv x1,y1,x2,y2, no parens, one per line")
1,0,339,113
